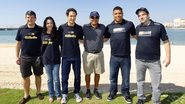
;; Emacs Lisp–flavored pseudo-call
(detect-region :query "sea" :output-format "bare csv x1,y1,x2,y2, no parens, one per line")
0,29,185,45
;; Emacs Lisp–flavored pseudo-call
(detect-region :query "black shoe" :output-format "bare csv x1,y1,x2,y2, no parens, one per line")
136,99,144,104
93,89,102,99
123,95,132,104
36,93,44,100
85,89,91,99
19,95,31,104
107,93,115,101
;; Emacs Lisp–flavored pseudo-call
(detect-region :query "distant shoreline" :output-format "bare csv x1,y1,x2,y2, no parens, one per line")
1,29,185,45
0,28,18,31
1,28,185,30
166,27,185,30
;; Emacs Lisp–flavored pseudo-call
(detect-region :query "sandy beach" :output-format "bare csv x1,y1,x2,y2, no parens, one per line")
0,44,184,93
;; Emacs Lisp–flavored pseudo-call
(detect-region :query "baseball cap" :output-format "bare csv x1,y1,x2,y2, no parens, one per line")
135,7,149,15
89,11,100,17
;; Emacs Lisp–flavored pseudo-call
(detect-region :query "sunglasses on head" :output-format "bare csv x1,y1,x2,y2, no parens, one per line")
90,16,99,19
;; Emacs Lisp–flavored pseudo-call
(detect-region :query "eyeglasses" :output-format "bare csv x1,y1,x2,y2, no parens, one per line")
90,16,99,19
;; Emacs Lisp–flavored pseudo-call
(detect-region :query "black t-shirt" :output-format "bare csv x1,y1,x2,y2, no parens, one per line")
58,23,83,58
105,19,136,57
41,33,61,65
136,20,169,61
15,24,42,57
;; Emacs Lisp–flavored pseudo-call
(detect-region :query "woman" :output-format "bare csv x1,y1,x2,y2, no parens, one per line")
41,16,61,103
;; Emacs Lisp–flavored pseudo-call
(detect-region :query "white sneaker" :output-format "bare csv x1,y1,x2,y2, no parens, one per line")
61,94,67,104
74,93,82,103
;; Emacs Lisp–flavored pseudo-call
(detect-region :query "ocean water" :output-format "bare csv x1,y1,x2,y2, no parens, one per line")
0,30,17,44
0,29,185,45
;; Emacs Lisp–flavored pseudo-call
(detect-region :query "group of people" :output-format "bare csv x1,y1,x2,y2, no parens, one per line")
15,6,171,104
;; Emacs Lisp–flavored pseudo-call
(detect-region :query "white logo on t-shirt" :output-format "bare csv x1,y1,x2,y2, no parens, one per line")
139,31,152,36
113,27,125,33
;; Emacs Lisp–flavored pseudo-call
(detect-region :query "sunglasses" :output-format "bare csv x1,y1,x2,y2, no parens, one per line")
90,16,99,19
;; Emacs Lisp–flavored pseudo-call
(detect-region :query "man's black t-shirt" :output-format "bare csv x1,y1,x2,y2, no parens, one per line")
15,24,42,57
58,23,83,58
136,20,169,61
105,19,136,57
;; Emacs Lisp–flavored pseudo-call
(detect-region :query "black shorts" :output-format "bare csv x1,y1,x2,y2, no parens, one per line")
20,56,43,78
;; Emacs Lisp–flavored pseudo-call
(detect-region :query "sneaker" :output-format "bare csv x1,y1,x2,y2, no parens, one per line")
123,95,132,104
74,93,82,103
93,89,102,99
61,94,67,104
19,95,31,104
85,89,91,99
36,93,44,100
107,93,115,101
136,99,145,104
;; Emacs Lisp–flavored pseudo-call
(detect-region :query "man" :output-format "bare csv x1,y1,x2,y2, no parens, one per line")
82,11,107,99
135,7,171,104
58,8,83,103
15,10,44,104
105,6,136,103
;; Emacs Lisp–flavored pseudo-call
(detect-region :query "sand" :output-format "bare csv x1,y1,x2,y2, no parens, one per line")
0,43,184,93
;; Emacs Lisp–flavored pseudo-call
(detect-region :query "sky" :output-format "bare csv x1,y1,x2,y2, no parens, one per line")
0,0,185,27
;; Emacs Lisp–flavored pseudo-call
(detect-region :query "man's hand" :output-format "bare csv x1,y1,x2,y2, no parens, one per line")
163,57,170,67
16,57,20,65
163,40,171,68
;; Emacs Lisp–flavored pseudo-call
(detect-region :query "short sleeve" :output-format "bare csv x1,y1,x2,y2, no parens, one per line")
160,24,168,41
78,26,84,40
129,22,136,36
15,28,22,41
57,26,63,46
104,26,111,38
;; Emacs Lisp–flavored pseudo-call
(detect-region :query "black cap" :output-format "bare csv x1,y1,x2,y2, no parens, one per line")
89,11,100,17
135,7,149,15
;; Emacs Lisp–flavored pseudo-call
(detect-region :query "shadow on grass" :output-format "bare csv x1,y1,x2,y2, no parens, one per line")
77,82,185,93
29,91,48,100
161,93,184,104
67,82,185,103
6,82,183,103
0,83,184,104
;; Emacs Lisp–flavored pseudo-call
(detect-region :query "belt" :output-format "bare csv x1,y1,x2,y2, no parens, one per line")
138,59,159,62
86,51,101,54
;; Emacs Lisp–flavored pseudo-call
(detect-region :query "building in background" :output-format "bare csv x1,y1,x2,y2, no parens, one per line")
165,18,185,28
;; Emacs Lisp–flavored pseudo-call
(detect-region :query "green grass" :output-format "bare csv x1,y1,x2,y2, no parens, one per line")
0,88,185,104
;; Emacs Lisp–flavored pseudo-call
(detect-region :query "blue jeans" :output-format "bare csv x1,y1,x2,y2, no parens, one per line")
61,57,81,94
44,64,61,98
109,55,131,96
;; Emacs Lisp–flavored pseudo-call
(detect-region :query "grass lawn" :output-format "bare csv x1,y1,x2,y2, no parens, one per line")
0,88,185,104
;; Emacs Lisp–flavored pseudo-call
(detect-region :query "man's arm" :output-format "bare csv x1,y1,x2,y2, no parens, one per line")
16,41,21,65
163,40,171,67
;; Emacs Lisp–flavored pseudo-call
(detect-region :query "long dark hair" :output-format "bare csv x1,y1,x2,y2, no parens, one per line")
43,16,58,41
